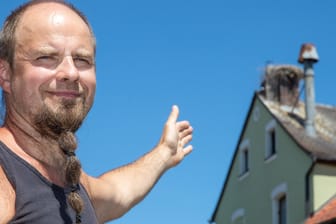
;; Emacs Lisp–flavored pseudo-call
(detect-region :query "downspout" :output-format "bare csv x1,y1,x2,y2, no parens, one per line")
305,156,317,217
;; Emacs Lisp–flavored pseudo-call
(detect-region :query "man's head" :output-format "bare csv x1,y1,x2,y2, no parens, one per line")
0,1,97,222
0,0,96,68
0,0,96,136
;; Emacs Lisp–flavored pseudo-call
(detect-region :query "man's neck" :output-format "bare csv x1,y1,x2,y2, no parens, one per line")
0,114,67,186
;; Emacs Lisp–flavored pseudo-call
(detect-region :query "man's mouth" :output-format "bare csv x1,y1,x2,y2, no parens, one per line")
47,90,81,99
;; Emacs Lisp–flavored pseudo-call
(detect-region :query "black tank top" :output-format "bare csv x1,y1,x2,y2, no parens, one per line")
0,141,98,224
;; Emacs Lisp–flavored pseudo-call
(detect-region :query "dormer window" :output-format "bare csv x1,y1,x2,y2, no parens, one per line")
265,120,277,161
239,139,250,178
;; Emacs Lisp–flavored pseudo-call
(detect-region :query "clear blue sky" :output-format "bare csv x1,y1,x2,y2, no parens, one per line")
1,0,336,223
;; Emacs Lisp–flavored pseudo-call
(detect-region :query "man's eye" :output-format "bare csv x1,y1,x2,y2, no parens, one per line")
74,57,92,68
34,55,58,67
36,55,56,61
74,57,89,63
36,55,57,63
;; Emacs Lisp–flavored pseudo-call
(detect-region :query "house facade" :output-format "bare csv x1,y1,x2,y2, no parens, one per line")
210,63,336,224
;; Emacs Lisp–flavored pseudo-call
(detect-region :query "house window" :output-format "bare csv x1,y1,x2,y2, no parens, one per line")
265,119,277,160
242,150,249,173
239,139,250,178
231,208,245,224
271,183,288,224
278,195,287,224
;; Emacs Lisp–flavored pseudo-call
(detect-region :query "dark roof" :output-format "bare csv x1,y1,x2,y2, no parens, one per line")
259,93,336,161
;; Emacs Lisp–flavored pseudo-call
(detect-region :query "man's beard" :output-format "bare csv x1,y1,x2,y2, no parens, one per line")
32,98,88,217
33,98,88,139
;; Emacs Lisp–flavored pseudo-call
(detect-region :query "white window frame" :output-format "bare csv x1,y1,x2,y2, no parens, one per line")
239,139,250,180
265,119,277,162
271,183,288,224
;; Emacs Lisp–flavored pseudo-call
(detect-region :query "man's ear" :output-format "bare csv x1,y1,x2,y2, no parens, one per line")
0,59,11,93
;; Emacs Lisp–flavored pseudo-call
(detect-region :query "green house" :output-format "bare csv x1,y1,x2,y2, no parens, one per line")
210,65,336,224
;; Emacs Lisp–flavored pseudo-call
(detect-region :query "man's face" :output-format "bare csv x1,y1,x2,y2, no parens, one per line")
7,3,96,135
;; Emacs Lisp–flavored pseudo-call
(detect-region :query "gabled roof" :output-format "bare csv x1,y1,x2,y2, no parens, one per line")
210,91,336,223
259,93,336,161
210,93,258,223
305,195,336,224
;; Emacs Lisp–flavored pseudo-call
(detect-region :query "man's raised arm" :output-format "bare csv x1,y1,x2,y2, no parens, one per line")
82,105,193,223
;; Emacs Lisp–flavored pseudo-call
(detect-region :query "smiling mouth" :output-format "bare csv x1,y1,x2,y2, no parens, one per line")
47,90,82,99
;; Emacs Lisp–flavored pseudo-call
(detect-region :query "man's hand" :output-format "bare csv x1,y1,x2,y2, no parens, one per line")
159,105,193,168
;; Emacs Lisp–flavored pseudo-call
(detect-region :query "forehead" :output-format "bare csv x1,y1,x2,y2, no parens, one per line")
16,2,93,42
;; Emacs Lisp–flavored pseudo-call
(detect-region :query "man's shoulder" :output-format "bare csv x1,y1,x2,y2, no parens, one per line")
0,165,15,223
0,164,15,193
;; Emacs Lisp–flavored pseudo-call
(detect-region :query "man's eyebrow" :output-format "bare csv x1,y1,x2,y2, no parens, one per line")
32,46,58,55
74,48,94,57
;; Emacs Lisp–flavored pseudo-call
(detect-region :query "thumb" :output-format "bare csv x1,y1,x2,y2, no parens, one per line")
167,105,179,124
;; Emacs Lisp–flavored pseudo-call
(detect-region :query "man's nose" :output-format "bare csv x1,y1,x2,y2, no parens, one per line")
56,56,80,82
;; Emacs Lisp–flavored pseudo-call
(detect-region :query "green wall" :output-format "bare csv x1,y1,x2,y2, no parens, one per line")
214,97,312,224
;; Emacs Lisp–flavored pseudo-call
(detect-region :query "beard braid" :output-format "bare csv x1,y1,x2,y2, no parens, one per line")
59,131,83,224
33,99,88,223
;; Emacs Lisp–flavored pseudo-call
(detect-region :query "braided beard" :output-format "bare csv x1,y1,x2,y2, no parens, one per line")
33,97,88,223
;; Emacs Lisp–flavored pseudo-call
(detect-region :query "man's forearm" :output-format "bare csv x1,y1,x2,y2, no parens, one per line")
98,144,171,208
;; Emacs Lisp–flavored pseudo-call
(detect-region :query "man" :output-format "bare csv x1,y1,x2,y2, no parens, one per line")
0,1,193,223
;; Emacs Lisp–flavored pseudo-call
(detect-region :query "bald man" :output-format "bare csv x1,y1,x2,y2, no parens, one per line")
0,1,193,223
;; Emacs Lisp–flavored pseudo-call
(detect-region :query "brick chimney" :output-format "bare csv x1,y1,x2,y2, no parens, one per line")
260,65,303,107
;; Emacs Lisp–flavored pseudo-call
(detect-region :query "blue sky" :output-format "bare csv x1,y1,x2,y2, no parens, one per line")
1,0,336,223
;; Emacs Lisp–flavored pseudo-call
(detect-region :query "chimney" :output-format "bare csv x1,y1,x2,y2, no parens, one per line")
298,43,319,137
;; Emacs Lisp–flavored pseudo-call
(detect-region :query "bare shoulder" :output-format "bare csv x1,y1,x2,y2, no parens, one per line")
80,171,94,198
80,171,125,223
80,171,112,199
80,171,107,222
80,171,121,204
80,171,109,207
0,165,15,223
